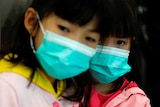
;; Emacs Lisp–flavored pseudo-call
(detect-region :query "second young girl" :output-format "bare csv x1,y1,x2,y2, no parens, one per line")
89,0,151,106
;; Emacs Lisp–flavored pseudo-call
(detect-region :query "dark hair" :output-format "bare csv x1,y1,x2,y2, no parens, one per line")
100,0,138,39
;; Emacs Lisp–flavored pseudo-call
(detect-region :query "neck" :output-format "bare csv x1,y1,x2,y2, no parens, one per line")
94,82,114,94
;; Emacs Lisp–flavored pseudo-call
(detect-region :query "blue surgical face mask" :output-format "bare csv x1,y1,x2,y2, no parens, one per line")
30,14,96,80
90,45,131,84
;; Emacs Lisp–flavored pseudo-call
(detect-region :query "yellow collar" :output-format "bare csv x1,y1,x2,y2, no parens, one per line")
0,55,66,98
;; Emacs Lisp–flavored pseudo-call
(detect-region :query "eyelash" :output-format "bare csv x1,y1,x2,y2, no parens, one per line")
86,37,96,43
58,25,70,32
58,25,97,43
117,40,125,46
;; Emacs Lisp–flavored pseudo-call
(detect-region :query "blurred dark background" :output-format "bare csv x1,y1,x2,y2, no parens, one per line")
134,0,160,107
0,0,159,107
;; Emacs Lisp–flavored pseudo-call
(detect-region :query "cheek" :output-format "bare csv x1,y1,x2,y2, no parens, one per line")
125,41,131,50
34,30,44,50
89,35,100,49
80,40,96,49
90,43,98,49
126,45,131,50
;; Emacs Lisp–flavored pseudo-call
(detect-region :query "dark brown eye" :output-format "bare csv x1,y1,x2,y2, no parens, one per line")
85,37,96,43
58,25,70,32
117,40,125,46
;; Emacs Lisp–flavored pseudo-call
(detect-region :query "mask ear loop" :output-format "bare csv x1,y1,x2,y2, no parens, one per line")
30,12,45,53
30,36,35,53
36,13,45,35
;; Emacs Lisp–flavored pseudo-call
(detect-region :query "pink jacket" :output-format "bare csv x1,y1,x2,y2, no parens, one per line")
89,78,151,107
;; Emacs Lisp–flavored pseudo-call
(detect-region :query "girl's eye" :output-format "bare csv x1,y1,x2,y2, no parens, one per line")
117,40,125,46
58,25,70,32
85,37,96,43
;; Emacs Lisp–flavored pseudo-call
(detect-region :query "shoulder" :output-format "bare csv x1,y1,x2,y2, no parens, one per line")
0,72,30,86
106,82,151,107
0,72,30,107
0,72,30,95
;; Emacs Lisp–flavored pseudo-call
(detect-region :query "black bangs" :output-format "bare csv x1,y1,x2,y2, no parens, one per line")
111,4,137,38
99,0,138,39
32,0,98,26
53,0,97,26
111,19,136,38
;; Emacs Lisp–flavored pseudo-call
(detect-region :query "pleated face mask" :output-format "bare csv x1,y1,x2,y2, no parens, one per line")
30,13,96,80
90,45,131,84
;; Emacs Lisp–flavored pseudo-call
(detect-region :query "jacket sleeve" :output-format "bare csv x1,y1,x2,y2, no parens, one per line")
117,94,151,107
0,78,19,107
106,87,151,107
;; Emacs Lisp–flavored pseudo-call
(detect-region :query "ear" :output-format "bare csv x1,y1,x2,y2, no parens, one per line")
24,8,38,36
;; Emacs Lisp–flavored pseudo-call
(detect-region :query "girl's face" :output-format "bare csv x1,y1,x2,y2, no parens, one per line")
33,12,100,50
103,35,131,50
24,8,100,50
24,8,100,81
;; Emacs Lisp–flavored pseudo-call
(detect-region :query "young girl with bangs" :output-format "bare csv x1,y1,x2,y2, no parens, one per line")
0,0,109,107
89,0,151,106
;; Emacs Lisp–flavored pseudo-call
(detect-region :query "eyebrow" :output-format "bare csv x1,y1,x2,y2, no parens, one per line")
88,29,99,33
